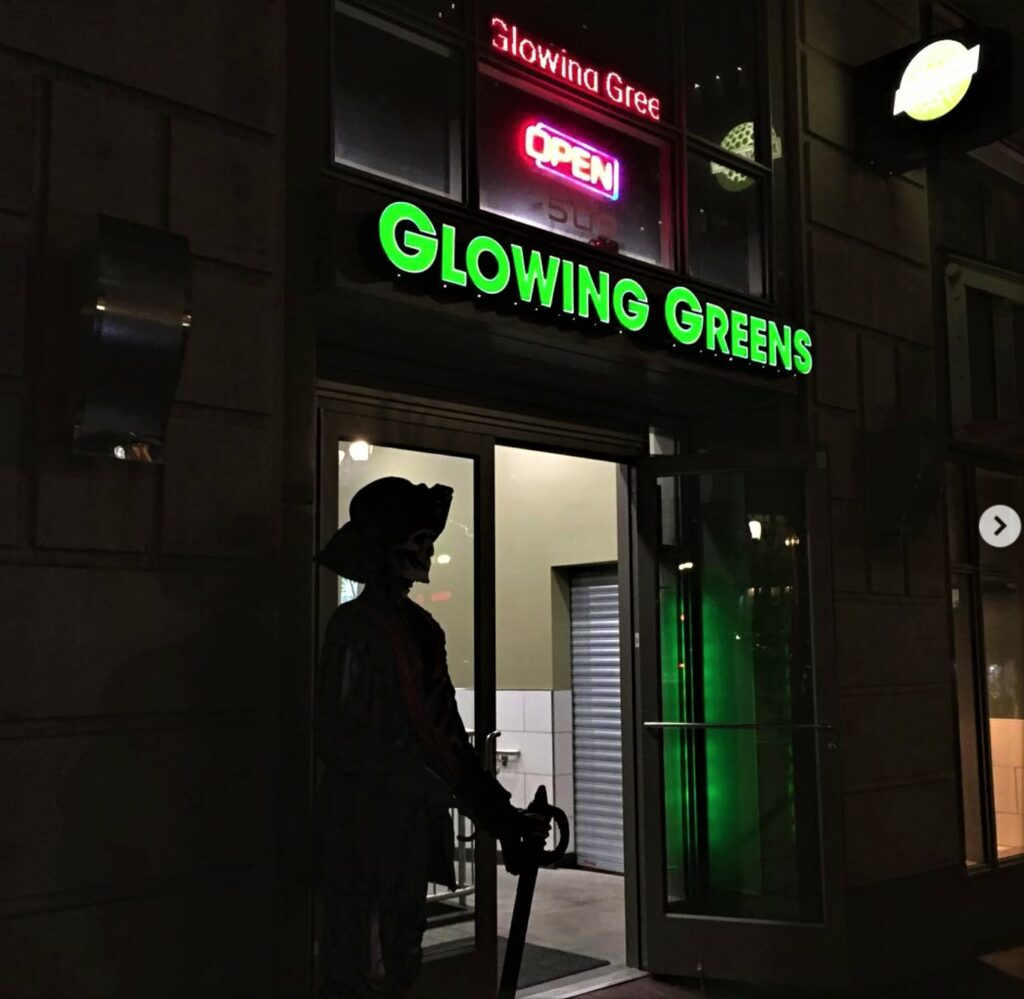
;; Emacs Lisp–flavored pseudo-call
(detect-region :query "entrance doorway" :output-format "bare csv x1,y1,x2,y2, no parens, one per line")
312,387,841,996
491,447,627,991
314,390,642,999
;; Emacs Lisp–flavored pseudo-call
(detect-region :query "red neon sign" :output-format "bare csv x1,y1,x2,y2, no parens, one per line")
523,122,621,201
492,16,661,123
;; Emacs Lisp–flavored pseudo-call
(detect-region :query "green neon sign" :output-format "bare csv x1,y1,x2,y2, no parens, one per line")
377,200,813,375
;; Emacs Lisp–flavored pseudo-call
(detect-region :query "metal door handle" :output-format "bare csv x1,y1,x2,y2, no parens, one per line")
484,730,502,775
643,721,833,731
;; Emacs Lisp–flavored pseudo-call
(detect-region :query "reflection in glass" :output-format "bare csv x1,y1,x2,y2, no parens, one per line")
684,0,760,152
333,5,463,198
687,151,764,296
478,74,672,266
386,0,463,26
951,578,985,865
981,578,1024,859
336,441,480,947
657,470,822,922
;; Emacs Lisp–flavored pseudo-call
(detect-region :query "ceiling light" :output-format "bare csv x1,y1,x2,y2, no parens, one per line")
349,440,371,461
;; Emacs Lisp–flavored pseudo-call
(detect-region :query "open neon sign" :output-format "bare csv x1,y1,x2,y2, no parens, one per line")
492,16,661,123
524,122,621,201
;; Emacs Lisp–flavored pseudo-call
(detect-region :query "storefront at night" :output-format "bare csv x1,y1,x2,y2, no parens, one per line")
3,1,1024,996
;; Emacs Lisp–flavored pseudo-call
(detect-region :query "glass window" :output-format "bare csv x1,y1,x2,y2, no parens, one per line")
480,2,674,124
981,578,1024,860
333,440,481,952
384,0,464,27
333,5,463,198
686,151,764,296
683,0,761,158
478,72,673,267
951,577,985,866
946,264,1024,443
657,468,822,922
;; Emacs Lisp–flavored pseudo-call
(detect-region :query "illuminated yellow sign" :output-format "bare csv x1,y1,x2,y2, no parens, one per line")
893,39,980,121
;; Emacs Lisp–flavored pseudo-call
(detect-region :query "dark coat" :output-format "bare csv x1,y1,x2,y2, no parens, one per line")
314,589,517,894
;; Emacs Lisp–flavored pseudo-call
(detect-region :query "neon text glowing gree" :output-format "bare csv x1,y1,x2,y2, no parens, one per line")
491,16,661,122
524,122,621,200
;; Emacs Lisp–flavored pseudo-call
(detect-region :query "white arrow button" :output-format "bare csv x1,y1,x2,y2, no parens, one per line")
980,505,1022,549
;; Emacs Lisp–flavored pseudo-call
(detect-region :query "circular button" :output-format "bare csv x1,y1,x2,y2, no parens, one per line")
979,505,1022,549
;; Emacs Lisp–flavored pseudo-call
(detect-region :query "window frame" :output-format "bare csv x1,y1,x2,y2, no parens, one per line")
948,457,1024,870
328,0,782,302
946,253,1024,444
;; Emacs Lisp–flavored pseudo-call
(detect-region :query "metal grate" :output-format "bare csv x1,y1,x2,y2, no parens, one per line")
570,569,624,873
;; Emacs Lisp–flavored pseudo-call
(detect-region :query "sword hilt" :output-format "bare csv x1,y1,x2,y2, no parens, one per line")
524,784,570,867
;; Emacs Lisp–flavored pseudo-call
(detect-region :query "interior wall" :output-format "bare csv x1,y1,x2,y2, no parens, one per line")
495,446,618,690
335,444,476,688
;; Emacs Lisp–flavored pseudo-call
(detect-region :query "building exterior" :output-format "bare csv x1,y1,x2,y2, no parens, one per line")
1,1,1023,996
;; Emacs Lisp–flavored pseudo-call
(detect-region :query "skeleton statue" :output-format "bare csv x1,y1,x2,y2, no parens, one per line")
313,476,549,998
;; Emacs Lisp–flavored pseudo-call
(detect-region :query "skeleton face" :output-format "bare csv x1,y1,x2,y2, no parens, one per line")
388,528,437,584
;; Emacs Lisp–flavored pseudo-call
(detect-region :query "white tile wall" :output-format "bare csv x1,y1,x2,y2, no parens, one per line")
553,689,573,734
554,732,574,776
498,771,526,809
497,690,525,733
524,690,553,732
457,688,578,840
523,772,553,810
555,772,575,813
499,730,554,775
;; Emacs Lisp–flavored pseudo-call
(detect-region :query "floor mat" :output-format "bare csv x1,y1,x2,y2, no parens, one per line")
497,936,610,989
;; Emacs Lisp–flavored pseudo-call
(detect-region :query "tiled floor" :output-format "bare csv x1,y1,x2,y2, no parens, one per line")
497,866,627,966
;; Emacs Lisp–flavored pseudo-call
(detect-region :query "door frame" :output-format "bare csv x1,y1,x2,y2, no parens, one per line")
625,447,848,990
314,382,647,996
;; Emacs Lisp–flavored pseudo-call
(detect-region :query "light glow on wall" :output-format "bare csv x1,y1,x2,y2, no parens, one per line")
893,39,980,121
523,122,621,201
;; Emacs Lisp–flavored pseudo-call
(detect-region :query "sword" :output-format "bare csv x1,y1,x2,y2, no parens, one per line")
498,785,571,999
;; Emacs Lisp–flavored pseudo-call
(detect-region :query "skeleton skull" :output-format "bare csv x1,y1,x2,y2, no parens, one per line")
388,528,437,584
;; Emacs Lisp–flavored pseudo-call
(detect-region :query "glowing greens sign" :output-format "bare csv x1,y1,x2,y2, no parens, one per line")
377,200,813,375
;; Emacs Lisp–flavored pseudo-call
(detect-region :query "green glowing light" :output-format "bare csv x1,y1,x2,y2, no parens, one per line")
375,200,815,374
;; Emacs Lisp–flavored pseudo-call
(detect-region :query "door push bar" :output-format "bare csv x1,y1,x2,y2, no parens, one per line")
643,721,834,730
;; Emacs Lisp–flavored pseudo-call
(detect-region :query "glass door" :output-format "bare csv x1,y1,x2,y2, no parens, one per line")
631,450,846,989
317,405,499,999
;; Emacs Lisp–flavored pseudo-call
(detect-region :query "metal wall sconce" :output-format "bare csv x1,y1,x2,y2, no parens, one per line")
71,215,191,462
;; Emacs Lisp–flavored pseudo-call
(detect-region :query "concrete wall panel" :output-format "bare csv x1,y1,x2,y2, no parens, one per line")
0,565,274,719
835,598,949,688
162,412,275,558
177,261,277,414
844,779,960,884
0,879,272,998
0,725,268,901
170,120,276,271
49,82,162,226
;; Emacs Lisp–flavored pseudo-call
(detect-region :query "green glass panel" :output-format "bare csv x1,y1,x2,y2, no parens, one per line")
656,469,822,923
